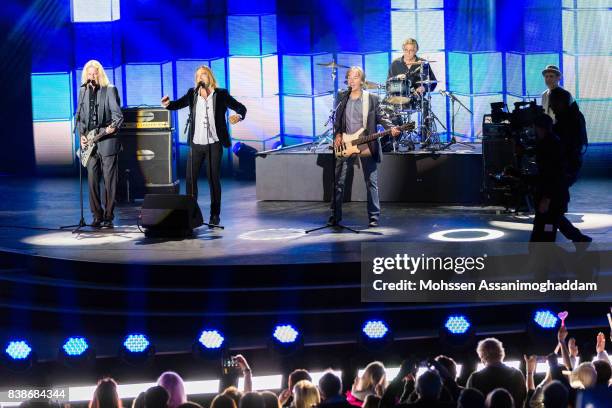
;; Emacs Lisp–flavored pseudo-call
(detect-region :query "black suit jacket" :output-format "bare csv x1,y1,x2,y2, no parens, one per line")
76,85,124,156
334,91,393,163
165,87,247,148
466,364,526,408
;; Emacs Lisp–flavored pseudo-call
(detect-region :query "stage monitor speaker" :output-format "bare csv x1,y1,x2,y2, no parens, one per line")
118,130,179,201
141,194,203,238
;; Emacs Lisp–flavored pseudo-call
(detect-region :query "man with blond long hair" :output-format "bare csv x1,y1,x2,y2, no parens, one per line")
162,65,246,226
76,59,124,228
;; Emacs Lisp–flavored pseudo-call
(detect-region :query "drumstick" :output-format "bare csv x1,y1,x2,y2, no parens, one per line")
607,312,612,330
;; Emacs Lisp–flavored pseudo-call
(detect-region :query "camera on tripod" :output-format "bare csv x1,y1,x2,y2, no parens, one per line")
482,100,544,211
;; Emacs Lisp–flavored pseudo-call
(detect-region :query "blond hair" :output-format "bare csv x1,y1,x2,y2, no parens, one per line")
356,361,387,393
402,38,419,51
345,66,366,88
293,380,320,408
81,59,110,87
570,362,597,389
194,65,218,89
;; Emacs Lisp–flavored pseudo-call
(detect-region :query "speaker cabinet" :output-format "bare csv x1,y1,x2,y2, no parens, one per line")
118,130,179,200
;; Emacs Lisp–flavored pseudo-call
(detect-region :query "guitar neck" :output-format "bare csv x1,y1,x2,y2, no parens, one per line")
356,123,413,145
91,121,118,142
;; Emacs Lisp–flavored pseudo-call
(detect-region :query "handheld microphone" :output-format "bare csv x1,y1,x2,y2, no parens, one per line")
81,80,92,88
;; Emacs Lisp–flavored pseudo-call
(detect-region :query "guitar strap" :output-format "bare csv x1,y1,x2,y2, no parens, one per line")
97,86,108,125
362,90,369,130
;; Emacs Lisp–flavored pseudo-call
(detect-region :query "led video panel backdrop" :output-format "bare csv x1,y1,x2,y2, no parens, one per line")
28,0,611,168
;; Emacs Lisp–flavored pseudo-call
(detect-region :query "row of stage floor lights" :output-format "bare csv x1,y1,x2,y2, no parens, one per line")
3,311,565,364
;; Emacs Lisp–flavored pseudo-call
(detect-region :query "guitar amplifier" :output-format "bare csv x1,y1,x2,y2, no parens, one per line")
117,130,179,201
122,107,172,130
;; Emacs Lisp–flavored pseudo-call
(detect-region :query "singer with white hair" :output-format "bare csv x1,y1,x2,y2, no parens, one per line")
161,66,246,227
76,59,124,228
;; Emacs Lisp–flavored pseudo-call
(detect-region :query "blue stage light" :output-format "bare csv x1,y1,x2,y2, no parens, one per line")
5,340,32,360
123,334,150,353
445,315,471,334
273,324,299,344
362,320,389,339
534,310,558,329
198,330,224,349
62,337,89,356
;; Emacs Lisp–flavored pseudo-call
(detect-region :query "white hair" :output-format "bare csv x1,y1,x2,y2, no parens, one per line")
81,59,110,87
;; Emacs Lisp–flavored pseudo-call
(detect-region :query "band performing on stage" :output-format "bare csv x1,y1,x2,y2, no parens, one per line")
74,38,590,242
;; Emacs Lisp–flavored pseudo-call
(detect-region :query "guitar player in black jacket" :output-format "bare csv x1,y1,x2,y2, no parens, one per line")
77,60,124,228
331,66,399,228
162,66,247,226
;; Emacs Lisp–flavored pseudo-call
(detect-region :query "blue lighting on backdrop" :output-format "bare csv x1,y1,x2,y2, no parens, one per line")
21,0,611,168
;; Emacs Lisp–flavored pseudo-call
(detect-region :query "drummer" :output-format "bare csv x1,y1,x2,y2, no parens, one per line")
387,38,437,94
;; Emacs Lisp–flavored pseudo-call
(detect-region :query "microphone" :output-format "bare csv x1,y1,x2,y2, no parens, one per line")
81,80,92,88
344,86,352,99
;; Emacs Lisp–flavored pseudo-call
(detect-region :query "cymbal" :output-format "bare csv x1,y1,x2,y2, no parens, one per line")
316,61,350,69
364,80,383,89
416,79,439,85
386,96,411,105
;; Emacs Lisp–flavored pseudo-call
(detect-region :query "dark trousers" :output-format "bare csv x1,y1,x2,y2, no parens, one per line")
530,201,563,242
331,155,380,221
558,175,586,241
186,142,222,216
558,215,584,241
87,152,118,221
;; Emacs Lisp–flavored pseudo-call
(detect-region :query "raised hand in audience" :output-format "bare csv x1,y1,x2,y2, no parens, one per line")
232,354,252,392
524,354,537,391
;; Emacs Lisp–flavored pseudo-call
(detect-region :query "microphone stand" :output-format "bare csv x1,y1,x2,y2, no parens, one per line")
61,87,89,233
306,85,359,234
441,90,475,150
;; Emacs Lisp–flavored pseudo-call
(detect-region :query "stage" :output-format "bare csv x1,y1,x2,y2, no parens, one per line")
0,177,611,267
0,176,611,359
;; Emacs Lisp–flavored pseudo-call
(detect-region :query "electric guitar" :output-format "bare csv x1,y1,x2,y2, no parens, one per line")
334,122,415,158
77,120,119,168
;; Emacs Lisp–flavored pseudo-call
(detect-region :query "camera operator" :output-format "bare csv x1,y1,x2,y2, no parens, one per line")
549,87,591,242
530,114,568,242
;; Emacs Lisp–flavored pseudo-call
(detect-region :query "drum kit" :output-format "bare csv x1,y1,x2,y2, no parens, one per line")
311,59,455,152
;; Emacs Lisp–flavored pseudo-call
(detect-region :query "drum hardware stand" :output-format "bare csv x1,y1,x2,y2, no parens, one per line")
439,90,475,150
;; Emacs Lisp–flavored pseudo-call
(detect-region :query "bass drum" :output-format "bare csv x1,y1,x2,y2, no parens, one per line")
385,77,413,110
